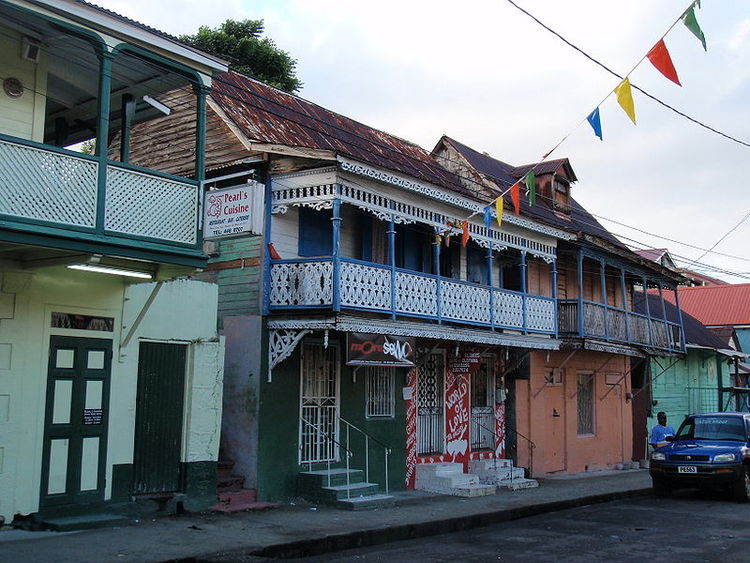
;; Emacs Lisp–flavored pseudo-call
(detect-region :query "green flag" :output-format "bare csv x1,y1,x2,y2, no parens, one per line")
682,4,706,51
525,171,536,206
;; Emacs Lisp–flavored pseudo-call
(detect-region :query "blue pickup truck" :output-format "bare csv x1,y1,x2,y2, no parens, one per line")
649,412,750,501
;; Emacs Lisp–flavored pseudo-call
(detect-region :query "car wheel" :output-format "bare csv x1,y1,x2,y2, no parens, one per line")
652,479,671,498
733,465,750,502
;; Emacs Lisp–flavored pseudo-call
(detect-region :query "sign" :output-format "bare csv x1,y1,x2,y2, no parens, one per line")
82,408,103,425
346,333,415,367
203,183,262,238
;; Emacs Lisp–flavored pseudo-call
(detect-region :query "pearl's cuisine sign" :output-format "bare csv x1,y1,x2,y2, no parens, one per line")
346,333,415,367
204,185,253,238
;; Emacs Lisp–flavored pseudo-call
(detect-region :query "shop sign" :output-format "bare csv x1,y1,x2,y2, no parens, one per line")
346,333,415,367
204,182,263,238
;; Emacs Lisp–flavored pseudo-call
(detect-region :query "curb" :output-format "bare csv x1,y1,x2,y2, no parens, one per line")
179,487,652,561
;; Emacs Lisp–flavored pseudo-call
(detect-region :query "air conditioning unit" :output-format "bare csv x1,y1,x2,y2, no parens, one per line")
22,37,41,63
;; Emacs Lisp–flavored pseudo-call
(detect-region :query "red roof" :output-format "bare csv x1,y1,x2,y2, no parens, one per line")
661,283,750,326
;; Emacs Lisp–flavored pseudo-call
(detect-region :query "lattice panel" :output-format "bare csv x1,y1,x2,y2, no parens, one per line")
493,291,524,329
607,309,628,340
340,261,392,310
105,166,197,244
394,271,437,316
441,281,491,324
269,261,334,306
525,296,556,332
0,140,97,226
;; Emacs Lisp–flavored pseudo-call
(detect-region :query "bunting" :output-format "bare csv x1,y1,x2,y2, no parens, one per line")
511,183,521,215
614,78,636,125
525,171,536,206
461,221,470,247
647,39,681,86
495,196,504,227
484,207,492,228
682,3,707,51
587,107,603,140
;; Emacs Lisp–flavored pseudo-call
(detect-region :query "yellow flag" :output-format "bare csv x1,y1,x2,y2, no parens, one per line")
614,78,636,124
495,196,504,227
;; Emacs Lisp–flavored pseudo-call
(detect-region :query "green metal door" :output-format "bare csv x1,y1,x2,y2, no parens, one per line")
132,342,187,495
40,336,112,510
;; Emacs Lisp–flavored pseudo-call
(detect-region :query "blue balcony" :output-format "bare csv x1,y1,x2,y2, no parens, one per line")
268,257,556,335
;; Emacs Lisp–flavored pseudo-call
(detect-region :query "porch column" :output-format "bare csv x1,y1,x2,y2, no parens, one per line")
551,258,558,338
642,276,653,346
433,227,442,323
332,185,342,312
520,251,528,334
620,268,630,342
119,94,135,163
95,49,114,234
577,249,584,338
262,175,273,316
193,83,210,183
487,244,494,329
600,261,608,339
388,214,396,319
673,286,686,352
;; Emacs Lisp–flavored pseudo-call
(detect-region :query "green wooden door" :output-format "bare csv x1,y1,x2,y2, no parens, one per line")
40,336,112,510
132,342,187,495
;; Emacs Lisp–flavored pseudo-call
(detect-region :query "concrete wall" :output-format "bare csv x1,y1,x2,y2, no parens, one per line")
515,350,633,476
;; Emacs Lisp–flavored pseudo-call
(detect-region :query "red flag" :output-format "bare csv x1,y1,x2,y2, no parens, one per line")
267,242,282,260
511,183,521,215
647,39,681,86
461,221,469,247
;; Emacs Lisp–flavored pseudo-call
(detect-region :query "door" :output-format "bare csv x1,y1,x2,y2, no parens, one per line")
417,352,445,455
132,342,187,495
40,336,112,510
299,343,339,464
471,357,495,450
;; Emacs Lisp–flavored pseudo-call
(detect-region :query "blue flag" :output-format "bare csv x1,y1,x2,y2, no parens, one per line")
587,107,603,140
484,207,492,228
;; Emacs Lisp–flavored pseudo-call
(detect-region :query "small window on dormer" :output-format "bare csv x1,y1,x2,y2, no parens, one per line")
553,177,571,214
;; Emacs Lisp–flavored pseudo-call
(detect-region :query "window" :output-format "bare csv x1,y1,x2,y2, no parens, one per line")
553,178,571,214
366,367,395,418
298,207,332,257
577,372,594,435
545,368,563,386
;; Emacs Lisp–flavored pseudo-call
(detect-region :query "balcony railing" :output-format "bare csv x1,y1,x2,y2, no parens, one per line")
269,257,556,334
0,136,200,255
558,299,682,352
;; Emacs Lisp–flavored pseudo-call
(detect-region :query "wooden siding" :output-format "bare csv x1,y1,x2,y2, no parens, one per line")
211,236,263,318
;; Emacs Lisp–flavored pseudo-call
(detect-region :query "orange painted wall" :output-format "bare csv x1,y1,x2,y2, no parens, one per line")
515,350,633,476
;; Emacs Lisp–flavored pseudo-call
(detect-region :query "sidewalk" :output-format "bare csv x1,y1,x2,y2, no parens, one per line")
0,470,651,563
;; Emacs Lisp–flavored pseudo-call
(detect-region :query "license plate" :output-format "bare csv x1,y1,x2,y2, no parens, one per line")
678,465,698,474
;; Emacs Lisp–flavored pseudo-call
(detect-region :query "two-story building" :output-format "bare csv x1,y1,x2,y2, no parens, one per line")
0,0,226,526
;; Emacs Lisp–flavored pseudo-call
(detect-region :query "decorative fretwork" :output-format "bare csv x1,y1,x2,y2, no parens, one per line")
105,166,198,244
0,139,97,227
494,291,524,329
525,296,556,332
340,261,392,310
417,352,444,455
441,281,492,324
269,261,334,306
268,329,311,382
394,271,438,317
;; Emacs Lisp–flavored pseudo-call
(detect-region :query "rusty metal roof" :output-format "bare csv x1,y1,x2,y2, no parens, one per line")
210,72,473,196
661,284,750,327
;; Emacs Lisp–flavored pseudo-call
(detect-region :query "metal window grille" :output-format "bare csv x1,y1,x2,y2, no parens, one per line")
417,352,444,455
366,367,395,418
577,372,595,435
299,343,339,464
471,357,495,450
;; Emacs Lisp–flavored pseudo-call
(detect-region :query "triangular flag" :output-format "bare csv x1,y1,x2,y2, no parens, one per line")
511,183,521,215
484,207,492,228
461,221,469,247
525,171,536,206
586,107,603,140
268,242,282,260
614,78,636,125
495,197,504,227
682,4,706,51
647,39,681,86
435,233,442,246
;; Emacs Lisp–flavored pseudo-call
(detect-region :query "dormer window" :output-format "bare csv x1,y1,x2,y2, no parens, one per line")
552,177,571,214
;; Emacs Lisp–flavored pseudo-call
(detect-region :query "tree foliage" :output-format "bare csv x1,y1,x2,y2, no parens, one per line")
181,19,301,93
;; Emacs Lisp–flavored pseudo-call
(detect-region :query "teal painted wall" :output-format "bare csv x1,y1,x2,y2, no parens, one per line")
213,236,262,320
256,337,407,502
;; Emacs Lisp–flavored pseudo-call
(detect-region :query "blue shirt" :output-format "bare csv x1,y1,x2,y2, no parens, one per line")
650,424,675,446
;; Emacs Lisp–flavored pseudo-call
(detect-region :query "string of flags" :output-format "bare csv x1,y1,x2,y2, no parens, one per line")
439,0,708,250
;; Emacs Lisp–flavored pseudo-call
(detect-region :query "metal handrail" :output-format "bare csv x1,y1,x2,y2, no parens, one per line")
504,425,536,477
471,418,506,480
300,417,353,497
339,416,392,494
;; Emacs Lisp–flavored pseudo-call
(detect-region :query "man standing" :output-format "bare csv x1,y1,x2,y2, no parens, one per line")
650,411,675,449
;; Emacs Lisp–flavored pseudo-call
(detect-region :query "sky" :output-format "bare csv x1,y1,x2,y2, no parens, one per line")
97,0,750,282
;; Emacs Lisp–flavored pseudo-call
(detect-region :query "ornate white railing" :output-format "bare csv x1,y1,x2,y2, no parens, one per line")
0,137,200,248
269,258,556,334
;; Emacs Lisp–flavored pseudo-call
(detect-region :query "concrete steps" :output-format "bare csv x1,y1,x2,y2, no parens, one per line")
212,459,272,513
298,468,394,510
415,463,496,497
469,459,539,491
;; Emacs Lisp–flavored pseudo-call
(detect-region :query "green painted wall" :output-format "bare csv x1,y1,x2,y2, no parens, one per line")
256,337,407,502
213,236,262,320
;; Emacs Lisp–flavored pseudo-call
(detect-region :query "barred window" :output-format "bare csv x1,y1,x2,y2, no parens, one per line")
366,367,395,418
577,372,594,435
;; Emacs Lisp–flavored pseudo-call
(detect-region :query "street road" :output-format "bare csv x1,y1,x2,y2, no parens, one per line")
303,491,750,562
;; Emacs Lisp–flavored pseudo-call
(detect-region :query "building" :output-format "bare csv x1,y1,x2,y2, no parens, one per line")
0,0,227,526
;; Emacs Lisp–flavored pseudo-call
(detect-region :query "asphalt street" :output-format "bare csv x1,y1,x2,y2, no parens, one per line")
301,490,750,563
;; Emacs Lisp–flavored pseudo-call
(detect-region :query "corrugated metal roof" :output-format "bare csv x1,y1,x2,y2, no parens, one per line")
210,72,474,197
661,284,750,326
634,248,669,262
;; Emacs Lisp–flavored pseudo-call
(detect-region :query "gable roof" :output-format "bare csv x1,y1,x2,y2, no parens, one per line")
660,284,750,327
634,248,670,262
210,71,473,197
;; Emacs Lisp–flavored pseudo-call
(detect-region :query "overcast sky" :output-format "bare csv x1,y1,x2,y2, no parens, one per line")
98,0,750,282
